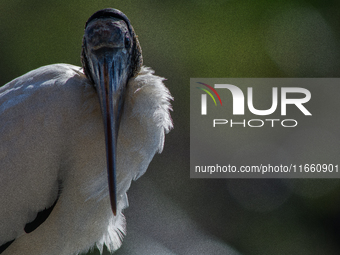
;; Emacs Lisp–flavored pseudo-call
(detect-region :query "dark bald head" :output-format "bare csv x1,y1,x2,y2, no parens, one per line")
81,8,143,84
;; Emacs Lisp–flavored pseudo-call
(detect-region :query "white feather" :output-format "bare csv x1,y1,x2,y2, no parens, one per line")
0,64,172,254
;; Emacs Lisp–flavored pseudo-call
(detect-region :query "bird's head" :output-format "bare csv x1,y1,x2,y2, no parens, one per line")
81,8,143,216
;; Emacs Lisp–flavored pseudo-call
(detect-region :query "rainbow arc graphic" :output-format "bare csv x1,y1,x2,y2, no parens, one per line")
196,82,222,106
196,82,222,115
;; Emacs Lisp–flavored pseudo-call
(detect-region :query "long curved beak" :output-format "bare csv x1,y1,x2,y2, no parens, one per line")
95,51,127,216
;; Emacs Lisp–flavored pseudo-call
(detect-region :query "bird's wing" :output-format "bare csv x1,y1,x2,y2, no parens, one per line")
0,64,88,245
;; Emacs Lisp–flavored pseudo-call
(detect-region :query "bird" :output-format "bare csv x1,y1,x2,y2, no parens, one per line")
0,8,172,255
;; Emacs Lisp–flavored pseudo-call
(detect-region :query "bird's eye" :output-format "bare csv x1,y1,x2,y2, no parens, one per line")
125,35,131,49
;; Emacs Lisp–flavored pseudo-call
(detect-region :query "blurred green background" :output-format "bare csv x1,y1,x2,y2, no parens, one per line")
1,0,340,254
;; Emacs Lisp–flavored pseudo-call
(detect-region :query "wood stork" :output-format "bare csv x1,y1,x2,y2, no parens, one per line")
0,8,172,255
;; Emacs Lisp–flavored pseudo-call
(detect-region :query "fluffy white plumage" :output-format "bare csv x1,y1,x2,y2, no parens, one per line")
0,64,172,254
